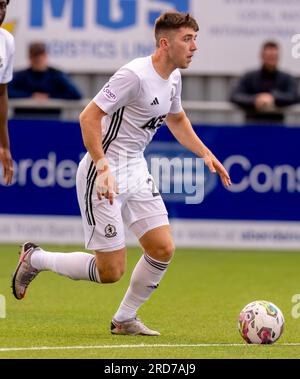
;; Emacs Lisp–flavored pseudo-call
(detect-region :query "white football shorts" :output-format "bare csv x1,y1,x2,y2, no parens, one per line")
76,156,169,252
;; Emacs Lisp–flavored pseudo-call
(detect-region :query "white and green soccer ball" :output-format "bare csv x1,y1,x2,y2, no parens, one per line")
238,300,284,344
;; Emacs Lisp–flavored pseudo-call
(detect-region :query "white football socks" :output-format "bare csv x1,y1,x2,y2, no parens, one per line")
30,248,170,321
113,253,170,322
31,248,100,283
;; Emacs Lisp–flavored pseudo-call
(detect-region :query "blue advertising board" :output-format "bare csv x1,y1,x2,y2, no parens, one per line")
0,119,299,222
151,124,300,221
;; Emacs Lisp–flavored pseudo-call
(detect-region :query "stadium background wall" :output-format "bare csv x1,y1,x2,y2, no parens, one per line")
6,0,300,76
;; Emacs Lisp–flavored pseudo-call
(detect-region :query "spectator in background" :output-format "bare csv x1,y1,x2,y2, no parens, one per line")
230,41,299,123
8,42,82,100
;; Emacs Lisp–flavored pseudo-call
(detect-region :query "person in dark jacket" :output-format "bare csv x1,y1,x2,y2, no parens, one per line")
230,41,299,123
8,42,82,100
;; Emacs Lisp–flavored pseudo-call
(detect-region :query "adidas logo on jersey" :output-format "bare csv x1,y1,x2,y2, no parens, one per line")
150,97,159,106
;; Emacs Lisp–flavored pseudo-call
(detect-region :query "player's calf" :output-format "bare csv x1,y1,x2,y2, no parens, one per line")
94,247,126,283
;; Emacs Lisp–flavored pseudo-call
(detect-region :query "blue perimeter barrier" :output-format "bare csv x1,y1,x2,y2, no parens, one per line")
1,119,298,222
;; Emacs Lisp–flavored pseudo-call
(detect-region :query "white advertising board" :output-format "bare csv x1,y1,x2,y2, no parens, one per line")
3,0,300,74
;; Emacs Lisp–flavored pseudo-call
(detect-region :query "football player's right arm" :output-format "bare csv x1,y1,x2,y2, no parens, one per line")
0,83,13,184
79,101,107,165
79,101,118,205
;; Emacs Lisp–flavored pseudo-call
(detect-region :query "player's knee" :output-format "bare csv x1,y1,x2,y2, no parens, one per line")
162,240,176,261
98,267,125,283
148,240,175,262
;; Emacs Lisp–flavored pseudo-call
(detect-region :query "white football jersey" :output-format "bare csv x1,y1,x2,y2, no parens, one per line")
93,55,183,161
0,27,14,84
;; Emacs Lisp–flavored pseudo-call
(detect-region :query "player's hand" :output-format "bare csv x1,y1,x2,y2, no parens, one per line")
0,147,13,185
95,158,119,205
203,152,231,188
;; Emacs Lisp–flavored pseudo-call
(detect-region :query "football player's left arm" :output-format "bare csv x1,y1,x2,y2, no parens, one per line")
0,83,13,185
166,111,231,188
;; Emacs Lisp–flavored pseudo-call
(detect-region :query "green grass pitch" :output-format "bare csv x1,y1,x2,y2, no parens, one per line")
0,244,300,359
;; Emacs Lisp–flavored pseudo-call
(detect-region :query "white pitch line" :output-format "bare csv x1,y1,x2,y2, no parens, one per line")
1,343,300,352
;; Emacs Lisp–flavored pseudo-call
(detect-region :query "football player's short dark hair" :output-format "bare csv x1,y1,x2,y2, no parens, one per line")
7,0,10,5
155,12,199,47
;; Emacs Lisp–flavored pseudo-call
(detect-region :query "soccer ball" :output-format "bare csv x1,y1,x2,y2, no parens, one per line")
238,300,284,344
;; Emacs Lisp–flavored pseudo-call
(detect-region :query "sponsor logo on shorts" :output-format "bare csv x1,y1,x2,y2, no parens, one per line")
102,84,117,102
105,224,117,238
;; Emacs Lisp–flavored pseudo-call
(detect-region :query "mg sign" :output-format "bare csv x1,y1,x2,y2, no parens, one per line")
6,0,190,72
30,0,189,28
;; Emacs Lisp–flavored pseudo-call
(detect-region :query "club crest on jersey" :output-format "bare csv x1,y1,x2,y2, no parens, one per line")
102,84,117,102
105,224,117,238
